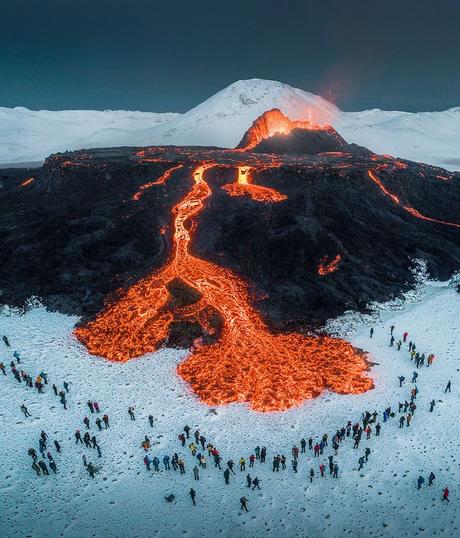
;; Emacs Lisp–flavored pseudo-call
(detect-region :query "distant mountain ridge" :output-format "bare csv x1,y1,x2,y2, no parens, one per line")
1,78,459,170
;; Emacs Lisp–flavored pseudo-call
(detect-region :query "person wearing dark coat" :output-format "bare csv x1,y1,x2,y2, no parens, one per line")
224,468,230,484
38,461,49,475
189,488,196,506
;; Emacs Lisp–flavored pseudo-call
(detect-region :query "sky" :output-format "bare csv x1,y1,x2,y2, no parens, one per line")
1,0,459,113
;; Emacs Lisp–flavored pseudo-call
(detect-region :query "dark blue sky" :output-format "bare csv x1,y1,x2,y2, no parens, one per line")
1,0,459,112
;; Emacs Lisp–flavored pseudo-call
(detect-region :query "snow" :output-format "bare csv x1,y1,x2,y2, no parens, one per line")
1,79,459,171
0,107,179,164
1,281,459,537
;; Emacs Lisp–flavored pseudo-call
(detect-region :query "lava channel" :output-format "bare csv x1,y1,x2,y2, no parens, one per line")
222,166,287,203
318,254,342,276
75,163,373,412
368,170,460,229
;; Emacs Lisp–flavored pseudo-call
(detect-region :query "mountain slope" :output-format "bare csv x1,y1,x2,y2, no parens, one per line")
1,79,460,170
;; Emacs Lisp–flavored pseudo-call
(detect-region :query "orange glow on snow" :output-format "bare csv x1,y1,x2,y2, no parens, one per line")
75,163,373,412
222,166,287,203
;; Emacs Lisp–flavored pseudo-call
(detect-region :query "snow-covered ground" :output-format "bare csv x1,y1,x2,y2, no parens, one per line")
1,79,460,171
0,281,458,537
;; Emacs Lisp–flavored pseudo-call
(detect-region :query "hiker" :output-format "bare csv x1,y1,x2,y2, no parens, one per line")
403,331,408,342
178,458,185,474
364,447,371,462
224,468,230,484
87,401,94,413
148,415,154,427
445,381,451,393
300,438,306,453
260,446,266,462
429,399,436,412
0,362,5,375
370,328,374,338
292,459,298,473
252,477,261,490
95,418,102,431
93,402,100,413
59,391,67,410
417,476,425,490
240,496,249,512
319,463,325,477
309,469,314,482
52,384,58,396
49,460,58,474
87,463,95,478
152,457,160,472
38,461,49,475
32,462,41,476
246,474,252,487
227,459,236,474
63,381,70,392
102,414,110,427
83,416,90,429
390,335,395,347
184,425,190,438
189,488,196,506
333,464,339,478
442,487,450,502
358,456,364,471
375,423,381,436
128,406,135,420
163,455,170,470
412,371,418,383
249,454,255,467
75,430,83,444
390,325,395,335
398,376,405,387
20,403,31,417
193,466,199,480
28,448,37,461
54,440,61,453
239,457,246,472
428,472,435,486
2,335,10,347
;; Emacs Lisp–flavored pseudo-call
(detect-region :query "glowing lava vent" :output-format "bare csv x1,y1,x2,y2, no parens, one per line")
75,164,373,412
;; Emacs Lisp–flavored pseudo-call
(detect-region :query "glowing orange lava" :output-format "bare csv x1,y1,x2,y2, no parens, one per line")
20,177,35,187
75,164,373,412
318,254,342,276
222,166,287,203
368,170,460,229
132,164,184,201
237,108,328,151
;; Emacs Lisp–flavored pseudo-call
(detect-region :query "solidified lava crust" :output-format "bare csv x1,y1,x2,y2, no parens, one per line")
1,117,460,410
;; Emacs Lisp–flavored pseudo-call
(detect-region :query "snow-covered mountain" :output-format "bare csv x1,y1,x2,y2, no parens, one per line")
1,79,460,170
0,107,179,165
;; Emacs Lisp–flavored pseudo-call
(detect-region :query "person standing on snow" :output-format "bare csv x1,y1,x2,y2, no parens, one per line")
442,487,450,502
189,488,196,506
445,381,451,393
240,496,249,512
20,403,31,417
428,472,435,486
370,328,374,338
417,476,425,490
193,466,199,480
429,400,436,412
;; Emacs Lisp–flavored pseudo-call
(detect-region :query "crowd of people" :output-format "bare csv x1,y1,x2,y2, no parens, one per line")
1,321,454,513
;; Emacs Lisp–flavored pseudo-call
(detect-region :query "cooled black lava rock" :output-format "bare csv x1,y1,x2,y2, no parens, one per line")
0,143,459,333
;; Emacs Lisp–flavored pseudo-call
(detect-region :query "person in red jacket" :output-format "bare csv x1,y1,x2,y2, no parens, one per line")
403,331,408,342
319,463,325,477
314,443,320,457
442,487,450,502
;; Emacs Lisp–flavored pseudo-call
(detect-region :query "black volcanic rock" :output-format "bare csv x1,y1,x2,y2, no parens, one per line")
0,144,459,334
251,127,370,155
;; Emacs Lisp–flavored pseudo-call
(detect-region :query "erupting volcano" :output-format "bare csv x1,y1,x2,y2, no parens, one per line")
75,163,373,412
2,109,460,413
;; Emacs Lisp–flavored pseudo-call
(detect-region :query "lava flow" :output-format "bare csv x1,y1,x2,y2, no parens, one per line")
75,164,373,412
318,254,342,276
21,177,35,187
132,164,184,201
222,166,287,203
368,170,460,229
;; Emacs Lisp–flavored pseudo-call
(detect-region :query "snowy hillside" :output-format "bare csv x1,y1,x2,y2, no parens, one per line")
1,79,460,170
0,280,458,537
0,107,179,164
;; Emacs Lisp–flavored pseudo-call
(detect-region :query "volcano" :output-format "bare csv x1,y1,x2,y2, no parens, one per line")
1,111,459,410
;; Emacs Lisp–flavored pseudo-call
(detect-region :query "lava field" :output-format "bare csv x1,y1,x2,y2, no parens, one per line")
1,110,459,410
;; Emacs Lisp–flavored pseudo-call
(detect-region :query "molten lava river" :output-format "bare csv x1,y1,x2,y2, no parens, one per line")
75,164,373,411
